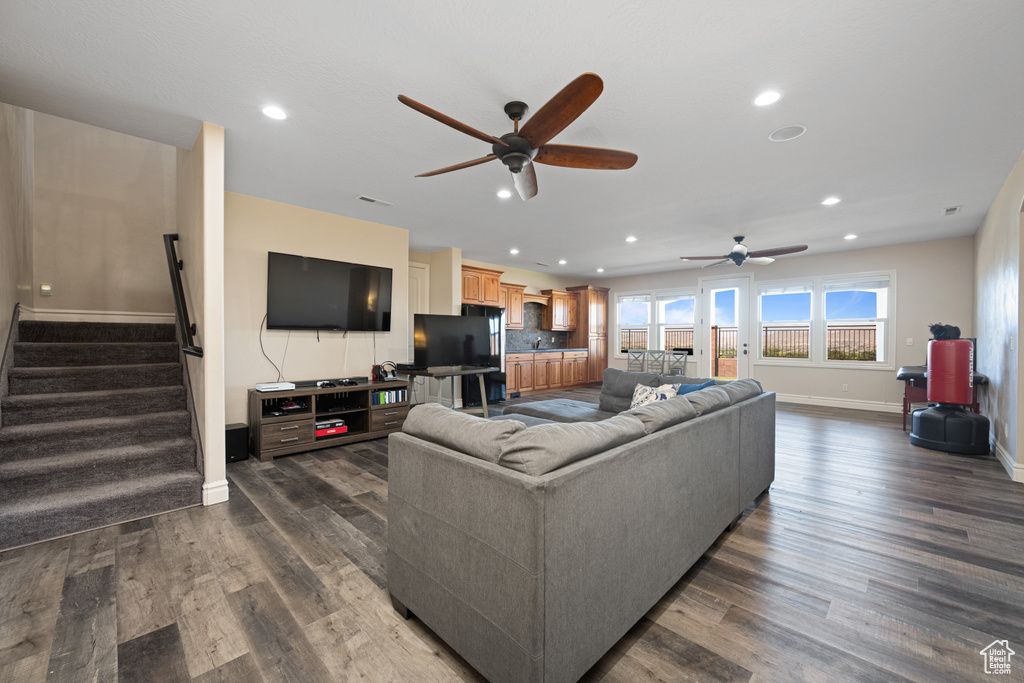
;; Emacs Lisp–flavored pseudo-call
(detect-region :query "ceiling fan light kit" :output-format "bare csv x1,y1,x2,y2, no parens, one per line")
398,73,637,200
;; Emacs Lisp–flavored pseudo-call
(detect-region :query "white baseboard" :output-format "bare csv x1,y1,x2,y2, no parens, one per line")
774,393,902,413
993,441,1023,483
20,306,175,324
202,479,230,505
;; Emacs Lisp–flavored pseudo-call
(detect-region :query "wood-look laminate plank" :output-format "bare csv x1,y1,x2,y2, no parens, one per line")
189,652,264,683
114,528,176,644
64,526,118,577
0,539,69,670
185,502,268,596
227,581,334,683
46,565,117,683
116,623,190,683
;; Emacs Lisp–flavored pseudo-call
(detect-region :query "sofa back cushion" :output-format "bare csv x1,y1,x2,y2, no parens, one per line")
499,414,646,476
625,396,698,434
599,367,662,413
403,403,526,463
660,374,720,386
684,385,732,416
720,378,763,404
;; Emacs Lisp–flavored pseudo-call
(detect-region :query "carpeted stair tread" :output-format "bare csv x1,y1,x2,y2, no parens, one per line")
0,410,192,460
18,321,176,344
13,341,179,367
0,469,203,550
0,438,196,491
2,385,186,426
8,363,182,395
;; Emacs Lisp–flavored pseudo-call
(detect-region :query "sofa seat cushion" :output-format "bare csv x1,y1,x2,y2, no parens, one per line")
489,413,557,427
625,395,698,434
501,399,614,423
498,414,646,476
403,403,526,463
599,367,662,413
720,378,763,404
684,386,732,416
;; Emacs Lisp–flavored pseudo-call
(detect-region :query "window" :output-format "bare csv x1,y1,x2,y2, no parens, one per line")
657,292,695,353
758,283,812,359
823,276,889,363
616,291,695,353
617,294,651,352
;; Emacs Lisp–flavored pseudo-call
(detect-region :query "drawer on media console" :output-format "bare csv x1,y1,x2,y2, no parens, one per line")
261,419,314,449
371,406,409,431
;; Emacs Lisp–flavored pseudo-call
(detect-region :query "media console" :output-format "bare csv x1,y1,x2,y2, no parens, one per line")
247,379,409,461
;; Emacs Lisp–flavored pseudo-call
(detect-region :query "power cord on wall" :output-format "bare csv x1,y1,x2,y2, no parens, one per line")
259,313,284,382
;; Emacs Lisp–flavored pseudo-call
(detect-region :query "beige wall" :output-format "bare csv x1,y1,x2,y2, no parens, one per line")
225,193,409,424
597,236,975,410
461,258,586,294
32,113,176,316
176,123,227,504
410,248,461,316
974,150,1024,481
0,103,34,339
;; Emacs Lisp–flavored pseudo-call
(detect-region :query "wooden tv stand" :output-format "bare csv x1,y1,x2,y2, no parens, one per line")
247,380,409,461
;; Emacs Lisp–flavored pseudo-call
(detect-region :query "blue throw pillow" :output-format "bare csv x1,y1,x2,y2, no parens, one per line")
677,380,716,396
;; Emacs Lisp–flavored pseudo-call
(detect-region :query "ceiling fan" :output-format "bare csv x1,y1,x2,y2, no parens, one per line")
680,236,808,267
398,73,637,200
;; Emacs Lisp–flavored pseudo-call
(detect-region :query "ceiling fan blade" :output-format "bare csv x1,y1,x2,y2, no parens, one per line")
415,154,497,178
747,244,808,258
519,73,603,148
747,257,776,265
534,144,637,170
512,163,538,200
398,95,508,147
679,255,731,260
701,259,731,268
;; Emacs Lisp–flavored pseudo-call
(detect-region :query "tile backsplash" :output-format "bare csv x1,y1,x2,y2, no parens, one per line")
507,302,572,350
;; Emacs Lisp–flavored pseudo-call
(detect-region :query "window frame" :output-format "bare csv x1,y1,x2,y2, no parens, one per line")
614,288,697,358
756,281,814,364
752,270,896,371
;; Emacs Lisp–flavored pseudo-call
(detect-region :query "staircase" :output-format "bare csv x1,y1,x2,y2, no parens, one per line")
0,320,203,550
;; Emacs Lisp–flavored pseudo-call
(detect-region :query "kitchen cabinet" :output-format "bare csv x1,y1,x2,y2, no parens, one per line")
500,283,526,329
462,266,503,306
568,285,610,384
541,289,577,331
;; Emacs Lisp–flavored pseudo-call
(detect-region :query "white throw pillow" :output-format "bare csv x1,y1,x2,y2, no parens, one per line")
630,383,680,409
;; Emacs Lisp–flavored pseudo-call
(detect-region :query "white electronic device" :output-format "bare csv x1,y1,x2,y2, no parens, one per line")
255,382,296,392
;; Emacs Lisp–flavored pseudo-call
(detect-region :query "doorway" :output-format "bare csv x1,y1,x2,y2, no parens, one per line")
698,275,751,379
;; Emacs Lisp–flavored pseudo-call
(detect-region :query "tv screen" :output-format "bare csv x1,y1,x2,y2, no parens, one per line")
267,252,393,331
414,314,491,368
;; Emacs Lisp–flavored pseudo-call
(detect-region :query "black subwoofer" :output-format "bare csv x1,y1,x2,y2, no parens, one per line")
226,423,249,463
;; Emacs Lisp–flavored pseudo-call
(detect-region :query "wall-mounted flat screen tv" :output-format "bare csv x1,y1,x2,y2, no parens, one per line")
267,252,393,331
414,314,491,368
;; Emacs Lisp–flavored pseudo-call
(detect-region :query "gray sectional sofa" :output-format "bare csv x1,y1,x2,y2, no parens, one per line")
387,368,775,683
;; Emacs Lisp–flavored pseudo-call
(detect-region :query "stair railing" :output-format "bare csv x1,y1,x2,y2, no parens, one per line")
163,234,203,357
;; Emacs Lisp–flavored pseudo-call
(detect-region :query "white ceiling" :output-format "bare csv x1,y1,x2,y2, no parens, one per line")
3,1,1024,278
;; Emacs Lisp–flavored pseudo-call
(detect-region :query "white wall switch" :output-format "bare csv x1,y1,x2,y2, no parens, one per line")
842,384,849,392
906,337,913,346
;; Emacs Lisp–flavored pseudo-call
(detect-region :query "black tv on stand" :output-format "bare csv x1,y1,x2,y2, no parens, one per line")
413,314,491,368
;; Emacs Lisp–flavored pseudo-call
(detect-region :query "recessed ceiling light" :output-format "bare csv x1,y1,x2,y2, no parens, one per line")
509,248,519,255
768,124,806,142
596,268,605,273
753,90,783,107
844,234,858,240
625,236,638,243
558,259,567,265
261,105,288,120
497,189,512,199
821,196,841,206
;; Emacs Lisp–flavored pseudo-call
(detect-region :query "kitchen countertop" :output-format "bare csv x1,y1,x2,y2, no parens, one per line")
506,348,588,353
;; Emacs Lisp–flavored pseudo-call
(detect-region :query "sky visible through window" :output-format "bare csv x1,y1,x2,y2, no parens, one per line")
619,300,649,325
661,298,694,324
713,289,735,327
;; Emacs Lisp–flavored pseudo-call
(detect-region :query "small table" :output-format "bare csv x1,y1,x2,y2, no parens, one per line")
402,366,500,418
896,365,988,431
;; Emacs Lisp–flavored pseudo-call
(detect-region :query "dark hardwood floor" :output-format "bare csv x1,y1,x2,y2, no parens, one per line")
2,391,1023,682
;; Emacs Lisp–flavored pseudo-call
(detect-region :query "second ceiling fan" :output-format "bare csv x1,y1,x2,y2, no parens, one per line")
398,73,637,200
680,236,808,267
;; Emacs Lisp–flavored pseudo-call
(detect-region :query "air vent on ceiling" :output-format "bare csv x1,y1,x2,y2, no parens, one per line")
768,124,807,142
535,262,550,267
943,205,961,216
356,195,393,207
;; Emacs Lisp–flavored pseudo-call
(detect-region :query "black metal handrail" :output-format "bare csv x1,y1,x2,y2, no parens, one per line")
163,233,203,357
